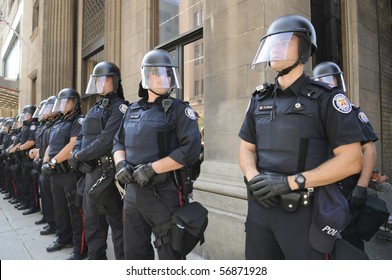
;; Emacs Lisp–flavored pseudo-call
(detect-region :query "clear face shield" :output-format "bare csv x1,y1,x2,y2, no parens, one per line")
314,73,346,93
0,122,4,133
85,75,119,95
52,98,71,114
251,32,299,71
39,102,56,119
19,112,32,122
32,105,44,120
141,66,181,94
11,115,22,130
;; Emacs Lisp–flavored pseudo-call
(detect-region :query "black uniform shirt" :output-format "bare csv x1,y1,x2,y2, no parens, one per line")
352,106,378,144
239,73,365,174
48,114,82,158
113,97,201,167
75,93,127,161
20,119,38,145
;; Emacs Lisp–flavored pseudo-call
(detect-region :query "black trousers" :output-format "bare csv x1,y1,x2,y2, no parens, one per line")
21,157,36,207
83,167,124,260
39,173,55,227
123,179,181,260
51,171,86,254
245,195,326,260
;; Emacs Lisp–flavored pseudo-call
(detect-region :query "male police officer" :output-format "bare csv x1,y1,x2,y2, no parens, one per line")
312,62,378,250
238,15,364,259
68,61,126,260
10,105,39,214
42,88,86,260
113,49,201,259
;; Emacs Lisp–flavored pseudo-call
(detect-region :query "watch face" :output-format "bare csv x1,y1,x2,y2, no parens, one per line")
297,176,305,183
50,158,56,165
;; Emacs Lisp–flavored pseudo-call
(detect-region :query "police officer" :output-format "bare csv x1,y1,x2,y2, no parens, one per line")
312,62,378,250
0,118,14,198
238,15,364,259
113,49,201,259
32,96,61,233
42,88,87,260
68,61,126,260
9,105,39,214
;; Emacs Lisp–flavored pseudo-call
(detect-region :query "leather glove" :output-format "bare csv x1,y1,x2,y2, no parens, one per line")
246,175,279,208
348,185,367,208
68,151,80,170
249,173,291,203
33,159,43,171
133,163,157,186
41,163,53,177
79,161,94,173
115,160,134,184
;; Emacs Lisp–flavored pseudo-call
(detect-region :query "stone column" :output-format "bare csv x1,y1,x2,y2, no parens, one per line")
105,0,121,66
41,0,75,98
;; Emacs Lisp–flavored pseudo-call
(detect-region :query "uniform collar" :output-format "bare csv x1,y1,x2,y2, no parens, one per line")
278,73,309,97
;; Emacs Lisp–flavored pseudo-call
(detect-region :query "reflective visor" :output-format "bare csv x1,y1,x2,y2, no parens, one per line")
52,98,68,113
141,66,181,90
251,32,297,71
32,106,43,119
314,73,346,93
86,76,107,94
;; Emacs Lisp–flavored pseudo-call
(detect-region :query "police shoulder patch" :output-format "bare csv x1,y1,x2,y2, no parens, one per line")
30,125,37,131
185,107,197,120
358,111,369,123
119,104,128,114
332,93,352,114
78,118,84,125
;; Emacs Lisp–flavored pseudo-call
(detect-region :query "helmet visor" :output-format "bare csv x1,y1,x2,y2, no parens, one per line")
40,102,55,118
85,75,107,95
141,66,181,91
52,98,68,113
314,73,346,93
11,116,22,130
251,32,298,71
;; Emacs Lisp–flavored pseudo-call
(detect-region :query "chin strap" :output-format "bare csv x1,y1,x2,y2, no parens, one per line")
149,86,174,98
277,61,300,78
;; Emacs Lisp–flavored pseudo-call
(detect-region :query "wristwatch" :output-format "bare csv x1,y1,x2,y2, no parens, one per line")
294,173,306,189
49,158,57,167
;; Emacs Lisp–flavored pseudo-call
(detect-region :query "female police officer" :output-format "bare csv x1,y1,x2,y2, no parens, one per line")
68,61,126,260
42,88,86,260
113,49,201,259
238,15,364,259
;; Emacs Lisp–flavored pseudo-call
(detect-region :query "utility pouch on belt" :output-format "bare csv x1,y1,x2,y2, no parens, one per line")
170,202,208,256
176,167,194,196
280,192,302,212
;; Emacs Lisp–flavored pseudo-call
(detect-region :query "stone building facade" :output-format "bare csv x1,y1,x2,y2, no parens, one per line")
1,0,391,259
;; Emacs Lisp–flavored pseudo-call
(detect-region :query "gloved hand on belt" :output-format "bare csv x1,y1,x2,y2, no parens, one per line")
248,174,291,208
115,160,134,184
348,185,367,208
41,163,54,177
133,163,157,186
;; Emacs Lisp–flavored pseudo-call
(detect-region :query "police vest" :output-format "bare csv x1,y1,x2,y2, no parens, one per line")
253,80,333,174
123,99,181,165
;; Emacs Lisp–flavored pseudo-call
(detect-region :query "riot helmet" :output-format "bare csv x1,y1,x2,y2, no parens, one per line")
86,61,122,95
2,118,14,133
20,105,36,122
251,14,317,75
312,61,346,93
0,118,4,133
53,88,81,115
11,114,23,130
40,96,57,118
141,49,181,96
32,100,47,120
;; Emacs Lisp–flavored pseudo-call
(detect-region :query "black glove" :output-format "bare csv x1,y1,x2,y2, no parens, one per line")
33,159,43,171
249,173,291,203
133,163,157,186
41,163,53,177
246,175,279,208
68,151,80,170
79,161,94,173
115,160,134,184
348,185,367,208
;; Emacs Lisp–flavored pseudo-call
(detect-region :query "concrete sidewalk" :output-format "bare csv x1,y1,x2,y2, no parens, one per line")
0,192,204,260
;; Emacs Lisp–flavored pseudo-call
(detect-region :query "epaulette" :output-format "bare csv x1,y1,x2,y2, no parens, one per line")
252,83,272,98
301,80,337,99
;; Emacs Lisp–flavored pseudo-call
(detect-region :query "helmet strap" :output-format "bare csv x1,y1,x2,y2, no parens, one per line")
277,61,300,77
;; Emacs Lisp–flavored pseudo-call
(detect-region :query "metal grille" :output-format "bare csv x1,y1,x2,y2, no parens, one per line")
83,0,105,48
